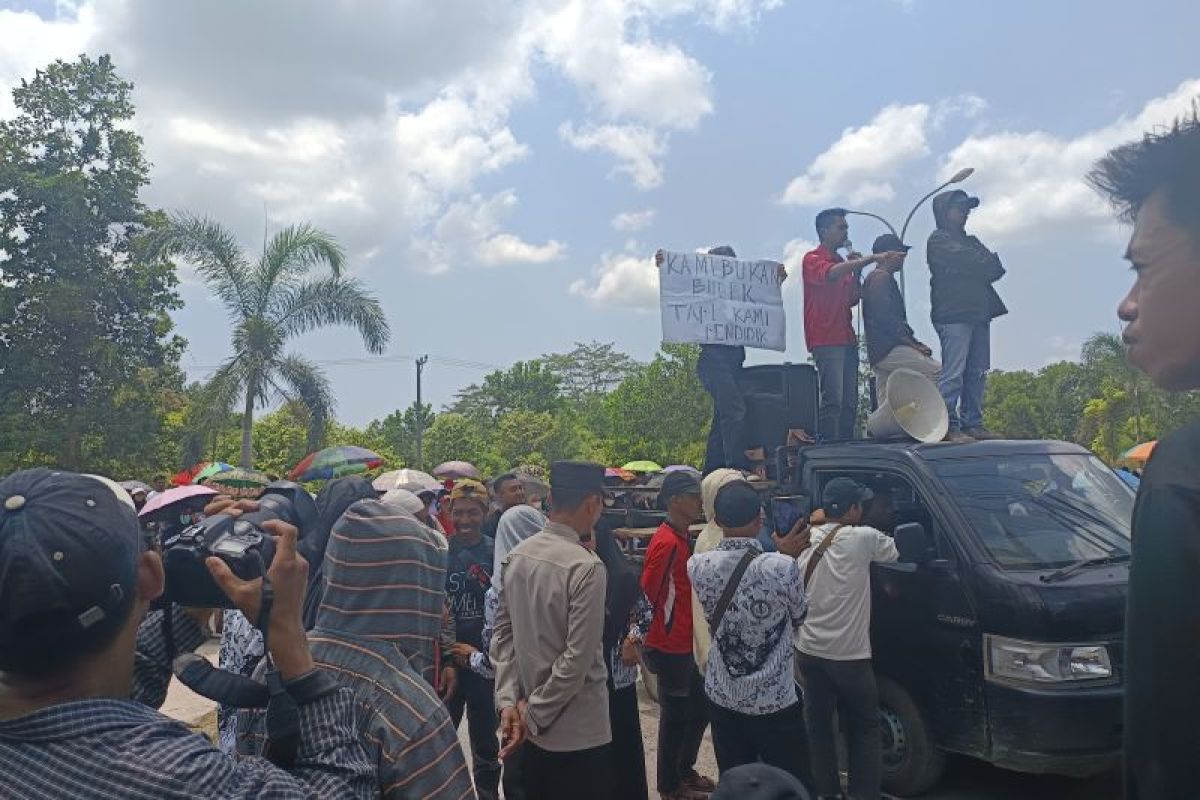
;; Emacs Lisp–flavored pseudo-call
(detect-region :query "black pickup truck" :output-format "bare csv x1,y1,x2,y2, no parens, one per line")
607,437,1131,795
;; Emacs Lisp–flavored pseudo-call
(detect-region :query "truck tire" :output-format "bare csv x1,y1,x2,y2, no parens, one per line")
878,676,946,796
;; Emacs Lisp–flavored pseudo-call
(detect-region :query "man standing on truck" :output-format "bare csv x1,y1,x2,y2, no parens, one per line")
927,190,1007,442
795,478,898,800
862,233,940,393
1090,112,1200,799
642,470,716,800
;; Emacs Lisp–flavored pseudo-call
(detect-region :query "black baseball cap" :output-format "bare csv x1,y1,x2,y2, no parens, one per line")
711,764,811,800
945,188,980,209
872,233,911,254
0,469,144,673
659,470,702,504
713,480,761,528
822,477,874,517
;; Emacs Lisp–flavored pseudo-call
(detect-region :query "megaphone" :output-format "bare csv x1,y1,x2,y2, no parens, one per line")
867,369,949,443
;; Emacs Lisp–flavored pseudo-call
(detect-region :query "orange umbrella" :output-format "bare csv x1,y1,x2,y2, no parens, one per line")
1121,441,1157,463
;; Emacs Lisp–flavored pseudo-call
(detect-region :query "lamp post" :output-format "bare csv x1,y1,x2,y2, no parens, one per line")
844,167,974,303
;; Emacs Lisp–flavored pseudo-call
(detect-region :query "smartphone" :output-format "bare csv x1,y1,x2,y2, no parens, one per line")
771,494,811,534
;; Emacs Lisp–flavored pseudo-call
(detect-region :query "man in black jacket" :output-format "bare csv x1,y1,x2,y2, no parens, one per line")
927,190,1007,442
1090,112,1200,800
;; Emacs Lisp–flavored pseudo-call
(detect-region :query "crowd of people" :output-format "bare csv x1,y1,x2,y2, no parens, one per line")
0,112,1197,800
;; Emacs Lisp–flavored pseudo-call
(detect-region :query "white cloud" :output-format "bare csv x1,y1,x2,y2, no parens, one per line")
421,190,563,272
782,237,817,271
611,209,657,232
941,78,1200,243
0,5,96,117
782,103,932,206
570,251,660,309
560,122,667,190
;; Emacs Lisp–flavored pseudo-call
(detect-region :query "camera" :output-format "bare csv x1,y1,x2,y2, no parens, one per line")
161,481,318,608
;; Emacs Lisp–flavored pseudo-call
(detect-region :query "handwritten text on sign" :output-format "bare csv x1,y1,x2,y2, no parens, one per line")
659,250,786,351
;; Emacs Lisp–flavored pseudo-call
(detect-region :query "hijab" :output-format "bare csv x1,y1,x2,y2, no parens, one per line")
299,475,377,629
595,518,642,664
491,505,546,591
695,468,743,555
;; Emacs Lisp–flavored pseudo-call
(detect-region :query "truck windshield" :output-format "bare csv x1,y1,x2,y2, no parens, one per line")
933,453,1133,569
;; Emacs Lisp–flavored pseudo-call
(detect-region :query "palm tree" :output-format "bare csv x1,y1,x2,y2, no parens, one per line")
151,214,390,467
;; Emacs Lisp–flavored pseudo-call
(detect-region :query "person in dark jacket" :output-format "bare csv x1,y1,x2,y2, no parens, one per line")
927,189,1007,442
862,233,939,393
1089,111,1200,800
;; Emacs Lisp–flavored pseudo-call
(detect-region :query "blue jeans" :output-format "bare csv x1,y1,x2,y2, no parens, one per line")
812,344,859,441
935,322,990,432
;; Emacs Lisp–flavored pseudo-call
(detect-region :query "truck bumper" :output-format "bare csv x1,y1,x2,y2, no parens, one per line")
983,681,1122,776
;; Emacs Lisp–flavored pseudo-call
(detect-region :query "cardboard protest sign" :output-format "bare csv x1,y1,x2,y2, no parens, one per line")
658,249,786,351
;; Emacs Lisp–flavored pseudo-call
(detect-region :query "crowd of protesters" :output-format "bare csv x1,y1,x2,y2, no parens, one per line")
0,112,1198,800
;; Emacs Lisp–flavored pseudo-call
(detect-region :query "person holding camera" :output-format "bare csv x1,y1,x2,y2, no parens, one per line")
0,469,375,799
688,480,810,784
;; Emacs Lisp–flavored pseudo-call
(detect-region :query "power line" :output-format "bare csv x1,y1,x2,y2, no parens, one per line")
185,351,502,377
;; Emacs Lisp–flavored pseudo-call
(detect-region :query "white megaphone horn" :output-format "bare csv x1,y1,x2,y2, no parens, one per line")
867,369,950,444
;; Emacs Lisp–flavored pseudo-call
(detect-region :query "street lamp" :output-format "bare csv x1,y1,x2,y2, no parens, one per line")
845,167,975,302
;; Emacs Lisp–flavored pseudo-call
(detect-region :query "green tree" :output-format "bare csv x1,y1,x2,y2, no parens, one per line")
422,412,502,475
367,401,434,467
451,360,563,419
149,215,390,467
599,344,710,467
0,55,184,471
543,341,638,402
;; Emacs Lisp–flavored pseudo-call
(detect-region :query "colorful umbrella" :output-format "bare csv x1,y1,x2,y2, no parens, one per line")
139,484,218,520
662,465,700,475
290,445,384,482
432,460,481,480
622,460,663,473
192,462,234,484
373,468,440,494
203,467,272,498
1121,441,1157,463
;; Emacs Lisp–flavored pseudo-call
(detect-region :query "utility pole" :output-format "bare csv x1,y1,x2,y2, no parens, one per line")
415,355,429,469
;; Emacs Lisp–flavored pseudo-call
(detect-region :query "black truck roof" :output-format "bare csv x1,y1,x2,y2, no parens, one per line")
799,438,1093,463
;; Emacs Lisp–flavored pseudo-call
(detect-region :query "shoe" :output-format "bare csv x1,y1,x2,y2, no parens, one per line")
964,427,1002,440
943,430,975,443
682,770,717,793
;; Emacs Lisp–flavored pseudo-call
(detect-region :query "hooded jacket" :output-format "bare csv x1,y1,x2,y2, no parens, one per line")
927,191,1008,325
238,498,474,800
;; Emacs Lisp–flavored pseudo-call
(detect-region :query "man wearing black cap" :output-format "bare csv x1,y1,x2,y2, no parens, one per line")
862,233,940,394
928,189,1007,442
641,470,715,799
794,478,898,800
492,460,613,800
688,480,809,784
0,469,374,799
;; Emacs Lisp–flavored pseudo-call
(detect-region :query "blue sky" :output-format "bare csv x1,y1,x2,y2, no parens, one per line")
2,0,1197,425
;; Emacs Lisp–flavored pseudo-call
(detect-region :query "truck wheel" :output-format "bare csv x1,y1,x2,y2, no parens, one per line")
878,676,946,796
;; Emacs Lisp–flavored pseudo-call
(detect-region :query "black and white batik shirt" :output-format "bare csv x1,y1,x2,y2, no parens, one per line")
688,537,807,715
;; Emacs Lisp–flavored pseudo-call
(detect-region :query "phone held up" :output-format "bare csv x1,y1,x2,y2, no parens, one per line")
770,493,811,536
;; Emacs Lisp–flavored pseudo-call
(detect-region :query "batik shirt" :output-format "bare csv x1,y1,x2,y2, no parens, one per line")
609,593,653,691
217,609,265,753
688,537,807,715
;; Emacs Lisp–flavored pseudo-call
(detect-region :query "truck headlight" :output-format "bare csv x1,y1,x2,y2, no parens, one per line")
984,635,1114,685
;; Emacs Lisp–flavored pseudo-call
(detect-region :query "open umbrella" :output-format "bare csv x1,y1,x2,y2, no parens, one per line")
662,465,700,475
139,484,218,520
1121,441,1157,464
433,460,480,480
290,445,384,482
203,467,272,498
192,462,234,484
120,480,152,494
622,460,663,473
373,468,440,494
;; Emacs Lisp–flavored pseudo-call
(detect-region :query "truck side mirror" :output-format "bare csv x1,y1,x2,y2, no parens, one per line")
895,522,933,564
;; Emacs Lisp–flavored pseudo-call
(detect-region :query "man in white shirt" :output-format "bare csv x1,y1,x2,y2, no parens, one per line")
795,478,898,800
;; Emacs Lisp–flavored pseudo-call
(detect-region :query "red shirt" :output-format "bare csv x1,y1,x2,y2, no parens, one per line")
802,244,860,348
640,522,694,654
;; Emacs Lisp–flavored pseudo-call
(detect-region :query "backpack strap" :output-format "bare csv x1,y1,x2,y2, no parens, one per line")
803,525,846,586
710,548,759,636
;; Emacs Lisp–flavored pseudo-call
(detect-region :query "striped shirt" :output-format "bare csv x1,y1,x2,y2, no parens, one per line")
688,537,807,715
0,690,374,799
